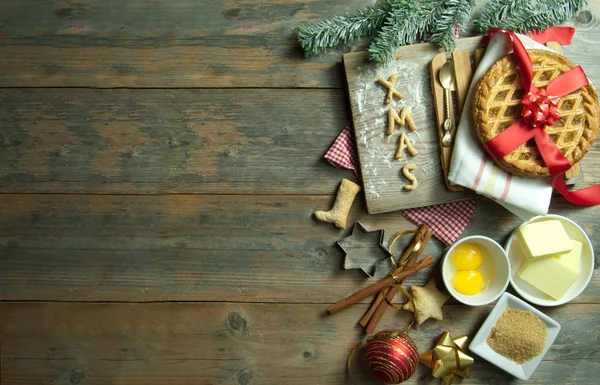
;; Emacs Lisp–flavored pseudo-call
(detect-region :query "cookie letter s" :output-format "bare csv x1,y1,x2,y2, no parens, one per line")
402,163,418,191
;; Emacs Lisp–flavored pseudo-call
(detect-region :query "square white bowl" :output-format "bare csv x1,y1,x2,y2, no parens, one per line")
469,292,561,380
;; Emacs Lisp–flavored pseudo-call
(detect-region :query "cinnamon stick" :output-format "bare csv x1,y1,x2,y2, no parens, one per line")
365,229,433,333
358,225,430,327
328,255,435,314
365,286,400,333
359,289,386,327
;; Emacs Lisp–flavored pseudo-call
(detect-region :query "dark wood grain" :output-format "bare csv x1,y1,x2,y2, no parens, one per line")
0,44,351,88
1,302,598,384
1,88,598,195
1,2,599,89
0,0,373,88
1,1,600,384
0,88,350,194
1,194,598,303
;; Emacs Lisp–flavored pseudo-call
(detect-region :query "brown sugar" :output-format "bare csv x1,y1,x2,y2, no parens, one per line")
486,308,547,364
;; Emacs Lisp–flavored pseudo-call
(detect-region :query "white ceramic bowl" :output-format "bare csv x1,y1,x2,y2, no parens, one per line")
506,214,594,306
469,292,561,380
442,235,510,306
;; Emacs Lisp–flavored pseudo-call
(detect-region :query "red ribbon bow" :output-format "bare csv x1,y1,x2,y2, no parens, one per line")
483,28,600,206
521,89,560,128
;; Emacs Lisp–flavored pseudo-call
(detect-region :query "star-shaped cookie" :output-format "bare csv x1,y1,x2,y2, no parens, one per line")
402,278,449,325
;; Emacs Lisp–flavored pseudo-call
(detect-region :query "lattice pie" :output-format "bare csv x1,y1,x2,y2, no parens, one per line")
473,49,599,178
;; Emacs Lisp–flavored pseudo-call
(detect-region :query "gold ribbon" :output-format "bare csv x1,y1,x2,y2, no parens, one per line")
388,229,420,267
388,230,422,283
419,331,474,385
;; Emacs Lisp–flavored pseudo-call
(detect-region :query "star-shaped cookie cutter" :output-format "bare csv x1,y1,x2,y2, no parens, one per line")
337,222,393,277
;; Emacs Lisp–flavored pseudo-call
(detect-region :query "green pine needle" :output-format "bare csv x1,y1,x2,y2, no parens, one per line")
428,0,476,52
474,0,534,33
529,0,587,31
474,0,587,33
299,0,588,64
297,0,392,57
369,0,475,63
368,0,423,64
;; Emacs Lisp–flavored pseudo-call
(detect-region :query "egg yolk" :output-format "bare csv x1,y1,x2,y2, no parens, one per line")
453,270,485,295
452,243,484,270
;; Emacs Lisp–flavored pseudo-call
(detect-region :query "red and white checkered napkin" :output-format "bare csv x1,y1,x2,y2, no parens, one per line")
324,124,361,178
324,124,477,246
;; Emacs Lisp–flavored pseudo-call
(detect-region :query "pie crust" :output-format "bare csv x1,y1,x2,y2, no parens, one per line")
473,49,599,178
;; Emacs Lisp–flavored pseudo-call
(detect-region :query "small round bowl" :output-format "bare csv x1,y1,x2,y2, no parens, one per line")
442,235,510,306
506,214,594,306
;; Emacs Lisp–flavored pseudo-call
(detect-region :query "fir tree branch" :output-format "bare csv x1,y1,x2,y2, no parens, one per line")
474,0,587,34
474,0,533,33
369,0,476,63
299,0,587,64
297,0,392,57
368,0,424,64
428,0,476,51
528,0,587,31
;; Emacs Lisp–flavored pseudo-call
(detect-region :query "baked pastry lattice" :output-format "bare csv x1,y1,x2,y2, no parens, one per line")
473,49,599,178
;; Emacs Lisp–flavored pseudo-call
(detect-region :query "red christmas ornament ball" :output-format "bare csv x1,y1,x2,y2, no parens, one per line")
365,331,419,384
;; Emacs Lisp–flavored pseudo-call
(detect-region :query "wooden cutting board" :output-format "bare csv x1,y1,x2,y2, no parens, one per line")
343,37,488,214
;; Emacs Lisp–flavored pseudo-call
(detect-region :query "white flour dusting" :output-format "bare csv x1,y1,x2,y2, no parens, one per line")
412,130,429,150
419,159,439,176
353,59,435,200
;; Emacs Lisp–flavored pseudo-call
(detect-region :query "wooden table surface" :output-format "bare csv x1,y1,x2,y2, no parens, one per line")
1,1,599,384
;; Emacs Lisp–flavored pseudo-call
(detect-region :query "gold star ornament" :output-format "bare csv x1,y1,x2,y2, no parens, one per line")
419,331,475,385
402,278,449,325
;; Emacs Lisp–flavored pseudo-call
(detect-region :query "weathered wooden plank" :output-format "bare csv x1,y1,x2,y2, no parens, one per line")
3,357,595,385
3,358,595,385
2,88,599,195
2,0,598,46
0,0,373,88
1,2,598,88
0,88,349,194
0,0,297,39
0,43,351,89
343,38,483,214
0,0,372,43
1,194,598,303
1,302,598,384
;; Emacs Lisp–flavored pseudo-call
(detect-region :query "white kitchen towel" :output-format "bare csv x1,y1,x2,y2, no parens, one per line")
448,33,556,220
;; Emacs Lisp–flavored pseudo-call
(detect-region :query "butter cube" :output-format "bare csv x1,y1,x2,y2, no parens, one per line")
518,256,579,300
554,240,582,274
516,220,572,260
